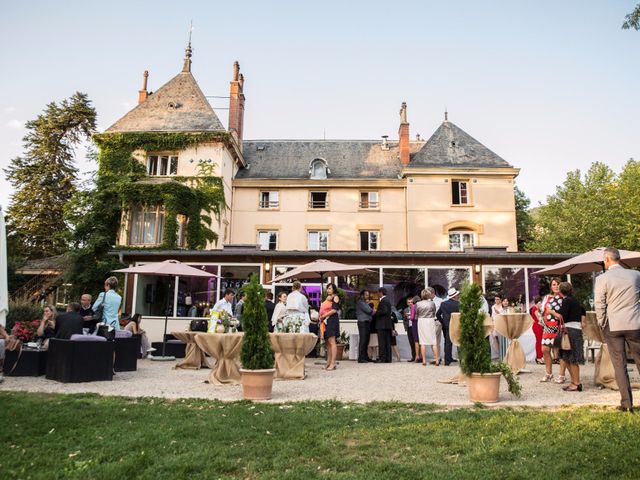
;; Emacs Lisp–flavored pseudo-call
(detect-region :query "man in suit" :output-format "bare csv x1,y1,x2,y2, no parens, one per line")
55,302,85,340
595,247,640,412
355,290,374,363
375,287,393,363
264,291,276,333
436,288,460,366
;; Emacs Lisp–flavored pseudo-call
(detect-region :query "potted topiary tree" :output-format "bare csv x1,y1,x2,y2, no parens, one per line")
239,274,276,400
458,282,521,403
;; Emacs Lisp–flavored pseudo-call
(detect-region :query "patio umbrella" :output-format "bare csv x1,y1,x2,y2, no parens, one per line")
113,260,218,361
0,206,8,327
271,259,372,283
532,247,640,276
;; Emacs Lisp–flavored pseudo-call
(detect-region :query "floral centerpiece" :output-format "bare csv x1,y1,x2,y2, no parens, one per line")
276,313,305,333
209,310,239,333
12,320,41,342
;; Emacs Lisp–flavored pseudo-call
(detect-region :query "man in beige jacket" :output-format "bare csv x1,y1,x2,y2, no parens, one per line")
595,247,640,412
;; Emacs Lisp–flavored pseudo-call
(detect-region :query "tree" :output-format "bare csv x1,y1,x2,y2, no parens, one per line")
514,186,534,251
4,93,97,259
527,161,640,253
623,4,640,30
240,274,274,370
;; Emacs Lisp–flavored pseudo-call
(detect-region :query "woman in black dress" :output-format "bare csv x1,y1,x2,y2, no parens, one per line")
548,282,585,392
320,283,340,371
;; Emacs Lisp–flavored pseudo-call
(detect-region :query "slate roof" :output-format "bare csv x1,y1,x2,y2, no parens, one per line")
237,121,512,180
236,140,423,180
105,71,225,133
408,121,511,168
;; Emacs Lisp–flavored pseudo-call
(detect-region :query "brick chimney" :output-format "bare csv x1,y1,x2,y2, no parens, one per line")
228,61,245,148
138,70,149,104
398,102,410,165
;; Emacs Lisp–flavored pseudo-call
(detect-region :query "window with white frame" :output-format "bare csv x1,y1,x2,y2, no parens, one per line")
359,191,379,209
359,231,379,251
308,231,329,250
448,230,475,251
129,205,165,245
257,231,278,250
309,191,328,209
147,155,178,176
259,191,279,209
451,180,469,205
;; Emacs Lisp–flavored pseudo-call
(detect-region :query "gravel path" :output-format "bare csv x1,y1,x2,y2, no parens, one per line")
1,359,636,407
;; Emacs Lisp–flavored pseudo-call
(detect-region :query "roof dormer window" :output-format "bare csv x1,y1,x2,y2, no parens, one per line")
309,158,329,179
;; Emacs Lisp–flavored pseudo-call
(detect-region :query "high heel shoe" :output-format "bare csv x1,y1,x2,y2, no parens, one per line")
435,360,441,366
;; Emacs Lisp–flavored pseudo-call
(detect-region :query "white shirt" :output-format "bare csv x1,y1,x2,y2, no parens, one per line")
212,298,233,316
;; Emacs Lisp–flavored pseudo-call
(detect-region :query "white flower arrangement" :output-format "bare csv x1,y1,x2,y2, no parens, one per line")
277,313,305,333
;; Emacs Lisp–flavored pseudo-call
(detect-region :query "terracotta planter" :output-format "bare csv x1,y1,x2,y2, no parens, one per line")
336,344,345,360
240,368,276,400
468,372,501,403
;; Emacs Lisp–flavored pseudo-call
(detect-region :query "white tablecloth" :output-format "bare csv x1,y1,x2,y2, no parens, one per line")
348,329,538,362
348,333,412,360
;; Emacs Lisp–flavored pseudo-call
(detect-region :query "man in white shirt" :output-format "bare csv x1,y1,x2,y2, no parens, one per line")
213,289,235,317
595,247,640,412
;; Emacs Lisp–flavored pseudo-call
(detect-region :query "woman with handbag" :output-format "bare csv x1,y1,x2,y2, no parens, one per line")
93,276,122,335
548,282,585,392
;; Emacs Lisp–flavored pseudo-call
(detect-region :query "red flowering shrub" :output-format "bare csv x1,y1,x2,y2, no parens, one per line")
12,320,41,342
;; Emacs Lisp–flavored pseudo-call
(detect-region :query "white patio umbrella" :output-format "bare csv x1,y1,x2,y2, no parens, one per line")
113,260,218,361
271,259,372,284
532,247,640,276
0,206,8,327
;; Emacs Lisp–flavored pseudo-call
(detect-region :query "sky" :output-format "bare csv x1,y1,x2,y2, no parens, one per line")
1,0,638,209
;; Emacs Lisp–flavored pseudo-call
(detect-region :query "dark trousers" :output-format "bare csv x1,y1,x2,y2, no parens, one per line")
377,328,392,362
604,325,640,409
442,322,454,364
307,322,319,358
357,321,371,361
405,322,416,360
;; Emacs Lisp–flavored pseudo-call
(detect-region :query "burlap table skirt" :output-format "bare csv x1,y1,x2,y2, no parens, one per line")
195,333,244,385
494,313,533,374
439,312,493,384
584,312,617,390
171,331,209,370
270,333,318,380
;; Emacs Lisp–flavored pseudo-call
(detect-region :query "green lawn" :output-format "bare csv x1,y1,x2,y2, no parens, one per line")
1,392,639,479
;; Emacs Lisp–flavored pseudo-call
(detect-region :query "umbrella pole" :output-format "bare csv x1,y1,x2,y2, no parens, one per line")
151,279,175,362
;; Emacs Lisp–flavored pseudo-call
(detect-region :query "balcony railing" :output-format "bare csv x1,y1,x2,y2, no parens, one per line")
308,200,328,209
259,200,279,209
359,201,379,209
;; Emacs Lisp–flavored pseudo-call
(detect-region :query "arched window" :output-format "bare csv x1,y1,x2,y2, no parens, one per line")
309,158,328,179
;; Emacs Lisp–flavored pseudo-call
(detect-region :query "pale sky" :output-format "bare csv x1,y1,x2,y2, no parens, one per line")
1,0,638,209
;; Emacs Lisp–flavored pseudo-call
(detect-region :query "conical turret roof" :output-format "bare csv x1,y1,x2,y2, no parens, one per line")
105,71,225,133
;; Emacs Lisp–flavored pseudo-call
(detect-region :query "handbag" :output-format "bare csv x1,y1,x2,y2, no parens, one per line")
92,292,107,322
190,319,208,332
553,316,571,351
96,324,115,341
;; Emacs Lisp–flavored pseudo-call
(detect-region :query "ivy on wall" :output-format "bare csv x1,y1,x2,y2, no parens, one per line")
66,131,230,296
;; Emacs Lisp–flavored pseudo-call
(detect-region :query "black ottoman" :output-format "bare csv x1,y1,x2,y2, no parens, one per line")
5,348,47,376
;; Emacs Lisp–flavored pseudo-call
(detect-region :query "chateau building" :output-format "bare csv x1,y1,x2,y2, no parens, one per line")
104,45,567,323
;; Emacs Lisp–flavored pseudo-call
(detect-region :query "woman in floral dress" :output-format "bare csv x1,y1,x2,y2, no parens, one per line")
540,277,564,383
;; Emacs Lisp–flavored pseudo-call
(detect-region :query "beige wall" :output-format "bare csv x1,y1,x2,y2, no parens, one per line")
406,174,518,251
231,186,407,250
231,172,518,252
